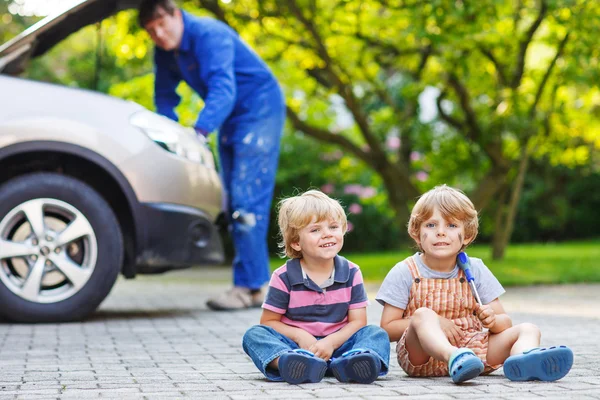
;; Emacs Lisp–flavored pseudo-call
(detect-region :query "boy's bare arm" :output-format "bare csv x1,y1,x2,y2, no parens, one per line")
309,308,367,360
380,303,410,342
260,309,317,349
476,298,513,334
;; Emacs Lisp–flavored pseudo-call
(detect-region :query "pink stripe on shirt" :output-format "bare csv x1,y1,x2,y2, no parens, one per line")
281,316,349,337
349,300,369,309
352,269,363,285
269,270,290,294
288,287,352,309
263,303,287,314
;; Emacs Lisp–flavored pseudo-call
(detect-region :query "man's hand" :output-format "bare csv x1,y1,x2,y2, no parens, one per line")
439,316,465,346
294,330,318,350
309,338,335,361
475,304,496,329
194,127,209,137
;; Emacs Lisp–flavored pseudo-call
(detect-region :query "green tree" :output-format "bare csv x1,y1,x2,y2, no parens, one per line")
194,0,599,257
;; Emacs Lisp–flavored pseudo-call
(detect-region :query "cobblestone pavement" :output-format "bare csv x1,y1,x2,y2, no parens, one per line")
0,267,599,400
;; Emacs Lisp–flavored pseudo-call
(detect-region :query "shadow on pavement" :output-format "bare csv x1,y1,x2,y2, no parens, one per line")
87,308,196,321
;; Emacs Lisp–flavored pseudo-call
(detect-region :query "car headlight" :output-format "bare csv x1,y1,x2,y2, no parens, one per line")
129,109,214,168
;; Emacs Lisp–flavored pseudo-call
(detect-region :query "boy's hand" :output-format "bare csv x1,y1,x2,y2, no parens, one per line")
475,304,496,329
309,338,335,361
294,330,318,350
439,316,464,346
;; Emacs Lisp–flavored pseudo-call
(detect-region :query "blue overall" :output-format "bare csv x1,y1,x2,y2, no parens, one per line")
154,12,285,289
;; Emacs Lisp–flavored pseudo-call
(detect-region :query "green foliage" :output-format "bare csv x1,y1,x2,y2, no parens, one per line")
509,165,600,242
0,1,36,43
217,0,600,235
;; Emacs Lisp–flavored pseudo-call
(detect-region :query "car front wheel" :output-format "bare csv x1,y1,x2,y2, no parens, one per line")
0,173,123,322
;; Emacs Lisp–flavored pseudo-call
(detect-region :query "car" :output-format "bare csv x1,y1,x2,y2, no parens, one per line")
0,0,224,323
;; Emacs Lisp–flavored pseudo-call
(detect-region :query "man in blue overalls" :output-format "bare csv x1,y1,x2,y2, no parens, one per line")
139,0,285,310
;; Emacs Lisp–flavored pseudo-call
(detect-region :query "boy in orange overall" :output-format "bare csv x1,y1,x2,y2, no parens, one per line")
377,185,573,383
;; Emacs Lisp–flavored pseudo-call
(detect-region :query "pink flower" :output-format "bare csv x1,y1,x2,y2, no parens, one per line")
344,184,363,195
416,171,429,182
410,151,422,162
321,183,334,194
320,150,343,161
359,186,376,199
386,136,400,150
347,221,354,232
348,203,363,214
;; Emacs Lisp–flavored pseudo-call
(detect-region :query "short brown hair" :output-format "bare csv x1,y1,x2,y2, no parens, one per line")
138,0,177,27
278,190,347,259
408,185,479,250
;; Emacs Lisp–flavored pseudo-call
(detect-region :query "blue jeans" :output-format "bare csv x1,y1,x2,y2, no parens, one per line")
242,324,390,381
218,85,285,290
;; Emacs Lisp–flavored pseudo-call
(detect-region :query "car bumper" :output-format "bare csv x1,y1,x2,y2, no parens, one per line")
135,202,224,273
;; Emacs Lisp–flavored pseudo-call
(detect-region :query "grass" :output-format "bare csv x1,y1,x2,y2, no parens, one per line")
270,239,600,286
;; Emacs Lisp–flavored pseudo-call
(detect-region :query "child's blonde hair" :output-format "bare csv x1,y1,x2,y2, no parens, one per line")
408,185,479,250
278,190,347,259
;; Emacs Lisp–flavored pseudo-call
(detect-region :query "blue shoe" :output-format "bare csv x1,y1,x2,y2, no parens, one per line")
504,346,573,381
448,348,484,384
278,349,327,384
330,349,381,384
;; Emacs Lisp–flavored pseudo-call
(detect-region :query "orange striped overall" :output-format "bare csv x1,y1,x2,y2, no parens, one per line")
396,256,502,376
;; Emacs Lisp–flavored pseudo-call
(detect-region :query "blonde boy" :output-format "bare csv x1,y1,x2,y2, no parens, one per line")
377,185,573,383
243,190,390,384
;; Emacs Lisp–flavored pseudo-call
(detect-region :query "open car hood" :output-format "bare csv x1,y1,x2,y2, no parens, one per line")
0,0,143,75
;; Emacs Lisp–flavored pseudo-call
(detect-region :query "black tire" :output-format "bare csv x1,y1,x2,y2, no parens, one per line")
0,172,123,322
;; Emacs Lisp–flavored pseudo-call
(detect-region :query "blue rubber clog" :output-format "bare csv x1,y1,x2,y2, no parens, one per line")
330,348,381,384
448,348,484,384
504,346,573,381
278,349,328,384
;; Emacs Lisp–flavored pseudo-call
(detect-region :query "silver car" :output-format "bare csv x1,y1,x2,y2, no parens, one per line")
0,0,224,322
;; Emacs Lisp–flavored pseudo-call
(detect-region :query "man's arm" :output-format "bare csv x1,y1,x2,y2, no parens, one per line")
154,50,181,121
194,25,237,134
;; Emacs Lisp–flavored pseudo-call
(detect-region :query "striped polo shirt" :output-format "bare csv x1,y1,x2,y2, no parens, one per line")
262,255,369,337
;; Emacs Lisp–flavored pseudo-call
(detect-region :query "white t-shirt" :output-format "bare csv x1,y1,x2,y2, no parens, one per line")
376,252,505,310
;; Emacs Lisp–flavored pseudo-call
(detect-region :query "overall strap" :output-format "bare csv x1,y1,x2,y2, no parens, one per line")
405,256,421,281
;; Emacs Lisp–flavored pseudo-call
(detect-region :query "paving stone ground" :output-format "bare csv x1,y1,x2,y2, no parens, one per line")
0,266,599,399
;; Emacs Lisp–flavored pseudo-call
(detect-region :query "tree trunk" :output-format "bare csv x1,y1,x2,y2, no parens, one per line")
470,166,510,212
378,165,416,240
491,186,509,259
492,147,531,259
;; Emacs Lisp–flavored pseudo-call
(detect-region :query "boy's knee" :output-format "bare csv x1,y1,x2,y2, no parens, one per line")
519,322,541,339
362,325,389,341
243,324,269,343
411,307,436,325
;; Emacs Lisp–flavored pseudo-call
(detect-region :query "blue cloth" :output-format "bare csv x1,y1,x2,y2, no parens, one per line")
153,11,285,290
242,325,390,381
154,11,280,132
218,86,284,289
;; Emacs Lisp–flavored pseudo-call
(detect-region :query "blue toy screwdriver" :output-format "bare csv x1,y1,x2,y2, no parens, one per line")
457,252,482,305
